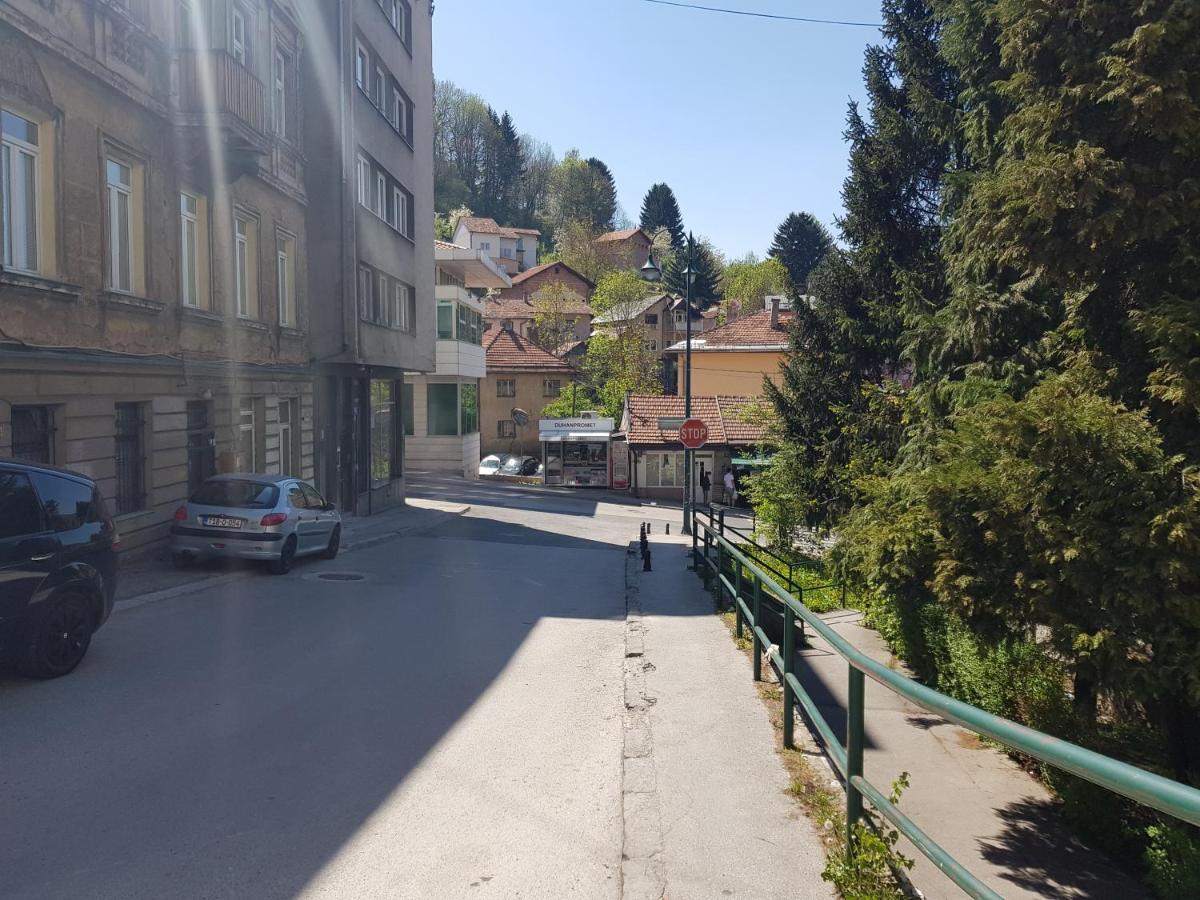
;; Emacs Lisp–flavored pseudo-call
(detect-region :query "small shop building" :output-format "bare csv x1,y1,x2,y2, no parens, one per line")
539,416,616,487
620,395,769,503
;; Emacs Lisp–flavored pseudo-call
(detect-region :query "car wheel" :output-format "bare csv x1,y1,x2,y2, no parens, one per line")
15,590,95,679
321,525,341,560
269,535,297,575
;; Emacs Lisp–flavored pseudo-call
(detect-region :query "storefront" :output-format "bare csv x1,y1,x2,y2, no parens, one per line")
539,417,615,487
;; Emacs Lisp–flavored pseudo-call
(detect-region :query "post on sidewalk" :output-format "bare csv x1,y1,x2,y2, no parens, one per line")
752,575,763,682
847,668,866,852
782,603,796,749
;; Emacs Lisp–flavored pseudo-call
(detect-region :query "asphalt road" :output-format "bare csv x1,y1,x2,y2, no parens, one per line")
0,476,679,900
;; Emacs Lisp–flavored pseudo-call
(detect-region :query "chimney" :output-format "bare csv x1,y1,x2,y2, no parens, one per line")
769,297,781,327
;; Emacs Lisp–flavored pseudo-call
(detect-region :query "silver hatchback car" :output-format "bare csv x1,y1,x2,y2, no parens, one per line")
170,474,342,574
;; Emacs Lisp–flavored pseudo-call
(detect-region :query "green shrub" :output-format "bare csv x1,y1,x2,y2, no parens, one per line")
1145,822,1200,897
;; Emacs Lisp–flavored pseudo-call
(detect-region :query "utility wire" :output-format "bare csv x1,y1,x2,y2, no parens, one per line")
639,0,883,28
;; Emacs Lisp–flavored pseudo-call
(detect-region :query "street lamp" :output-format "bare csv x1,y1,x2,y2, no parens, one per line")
640,250,661,282
680,233,696,536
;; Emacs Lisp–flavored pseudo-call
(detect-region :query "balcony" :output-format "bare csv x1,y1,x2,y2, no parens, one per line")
177,50,268,146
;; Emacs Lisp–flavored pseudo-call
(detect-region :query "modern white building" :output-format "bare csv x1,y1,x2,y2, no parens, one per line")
451,216,539,274
404,241,511,476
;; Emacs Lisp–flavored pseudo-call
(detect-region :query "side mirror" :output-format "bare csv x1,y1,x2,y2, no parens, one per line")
323,502,336,512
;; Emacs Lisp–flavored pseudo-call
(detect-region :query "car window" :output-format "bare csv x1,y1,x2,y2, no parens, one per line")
30,472,98,533
0,470,45,539
286,485,308,509
300,484,326,509
190,480,280,508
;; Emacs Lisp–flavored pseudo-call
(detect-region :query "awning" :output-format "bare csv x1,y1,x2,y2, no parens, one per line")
731,455,772,467
540,432,612,442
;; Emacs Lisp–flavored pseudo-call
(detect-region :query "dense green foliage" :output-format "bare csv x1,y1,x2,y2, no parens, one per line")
721,255,787,322
662,235,723,304
767,212,833,295
638,183,686,251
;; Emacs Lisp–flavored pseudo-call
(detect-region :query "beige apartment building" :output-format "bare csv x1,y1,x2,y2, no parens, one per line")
480,324,574,458
0,0,315,549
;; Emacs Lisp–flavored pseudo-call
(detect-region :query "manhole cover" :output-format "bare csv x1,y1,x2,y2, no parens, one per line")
314,572,366,582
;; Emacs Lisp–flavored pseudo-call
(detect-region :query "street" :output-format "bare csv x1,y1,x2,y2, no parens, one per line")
0,476,681,899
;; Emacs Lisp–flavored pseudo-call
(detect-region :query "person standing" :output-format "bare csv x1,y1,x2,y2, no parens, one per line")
723,467,737,506
699,469,711,506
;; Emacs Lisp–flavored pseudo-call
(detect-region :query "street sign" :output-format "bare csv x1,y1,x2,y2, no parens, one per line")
678,418,708,449
657,416,686,431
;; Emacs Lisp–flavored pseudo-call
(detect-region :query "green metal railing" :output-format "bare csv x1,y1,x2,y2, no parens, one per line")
690,513,1200,899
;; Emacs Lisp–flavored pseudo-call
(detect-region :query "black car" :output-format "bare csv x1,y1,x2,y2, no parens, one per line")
0,460,119,678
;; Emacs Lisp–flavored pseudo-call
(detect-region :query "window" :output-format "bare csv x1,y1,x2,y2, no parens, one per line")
114,403,145,514
427,383,459,436
0,471,42,540
358,262,411,330
479,241,491,252
30,472,98,533
437,302,454,339
500,247,513,259
106,158,133,292
644,313,658,325
234,214,252,317
180,192,200,307
390,83,410,141
496,379,515,398
10,405,54,463
356,151,413,236
300,483,326,510
374,170,385,217
278,399,295,475
497,420,516,440
372,65,385,108
370,380,397,483
186,401,213,495
396,0,412,49
645,451,685,488
356,154,370,206
393,185,410,237
393,281,414,332
456,305,482,345
543,379,562,398
237,400,255,470
460,384,478,435
1,109,39,273
354,42,368,89
272,48,292,139
231,3,250,66
645,339,658,352
401,381,414,436
276,234,294,326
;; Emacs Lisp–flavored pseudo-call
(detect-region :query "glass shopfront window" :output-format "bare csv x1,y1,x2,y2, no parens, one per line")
370,379,398,484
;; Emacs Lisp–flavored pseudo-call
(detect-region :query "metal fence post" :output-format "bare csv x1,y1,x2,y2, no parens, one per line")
752,575,763,682
847,667,865,853
691,508,699,568
716,541,725,606
735,563,744,639
783,603,796,749
702,529,711,589
718,508,726,539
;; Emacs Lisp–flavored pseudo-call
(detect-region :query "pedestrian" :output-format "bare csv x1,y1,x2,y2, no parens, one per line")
723,467,737,506
699,470,711,506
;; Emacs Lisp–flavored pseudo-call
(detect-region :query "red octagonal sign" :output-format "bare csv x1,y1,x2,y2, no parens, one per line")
678,417,709,449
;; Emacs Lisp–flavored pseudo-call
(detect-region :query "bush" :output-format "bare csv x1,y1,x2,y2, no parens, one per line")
1145,822,1200,897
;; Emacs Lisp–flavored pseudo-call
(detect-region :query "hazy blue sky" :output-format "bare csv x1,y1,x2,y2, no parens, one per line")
431,0,885,260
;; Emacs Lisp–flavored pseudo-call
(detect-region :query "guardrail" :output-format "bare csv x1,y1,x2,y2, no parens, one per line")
690,512,1200,899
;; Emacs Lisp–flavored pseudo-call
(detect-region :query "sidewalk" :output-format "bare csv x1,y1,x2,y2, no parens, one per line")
627,535,831,899
114,498,469,612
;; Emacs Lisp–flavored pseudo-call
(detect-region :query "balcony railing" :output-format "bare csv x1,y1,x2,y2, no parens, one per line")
177,50,267,139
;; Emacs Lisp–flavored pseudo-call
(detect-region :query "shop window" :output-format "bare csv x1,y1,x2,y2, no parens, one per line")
114,402,146,514
437,302,454,339
427,383,458,436
370,379,397,483
10,405,54,463
460,384,478,435
645,451,685,488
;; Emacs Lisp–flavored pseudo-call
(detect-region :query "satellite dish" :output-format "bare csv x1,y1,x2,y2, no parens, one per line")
511,408,530,427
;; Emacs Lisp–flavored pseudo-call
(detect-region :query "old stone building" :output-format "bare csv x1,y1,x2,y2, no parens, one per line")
0,0,317,549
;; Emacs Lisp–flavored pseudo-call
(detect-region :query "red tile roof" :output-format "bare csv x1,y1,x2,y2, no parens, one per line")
484,326,574,372
508,260,595,289
594,227,651,244
623,394,770,446
669,308,792,351
459,217,541,239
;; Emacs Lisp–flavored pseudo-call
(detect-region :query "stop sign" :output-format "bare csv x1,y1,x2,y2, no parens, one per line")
678,417,708,449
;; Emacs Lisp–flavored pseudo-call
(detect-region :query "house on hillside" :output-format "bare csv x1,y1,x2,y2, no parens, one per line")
495,261,595,304
404,241,511,477
592,293,712,393
452,216,539,274
485,291,594,347
666,297,791,396
593,227,653,271
481,324,576,457
620,394,770,502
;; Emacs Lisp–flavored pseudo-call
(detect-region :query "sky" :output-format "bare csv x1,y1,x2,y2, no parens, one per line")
431,0,886,260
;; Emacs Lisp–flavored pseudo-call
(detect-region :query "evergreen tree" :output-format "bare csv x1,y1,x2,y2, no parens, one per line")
494,112,524,224
663,235,721,304
639,183,685,250
586,157,618,232
767,213,833,295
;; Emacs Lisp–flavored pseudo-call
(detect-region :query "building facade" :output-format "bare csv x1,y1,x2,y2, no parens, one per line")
0,0,315,550
303,0,435,515
593,227,652,272
451,216,539,274
480,324,574,458
493,261,594,305
404,240,509,476
666,299,791,396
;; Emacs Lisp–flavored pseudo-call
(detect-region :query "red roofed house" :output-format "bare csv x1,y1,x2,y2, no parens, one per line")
593,227,653,271
495,261,595,305
485,279,595,347
619,394,770,502
452,216,540,274
481,324,576,457
665,297,792,396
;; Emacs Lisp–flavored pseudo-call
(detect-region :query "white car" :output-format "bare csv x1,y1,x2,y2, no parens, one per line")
478,454,505,476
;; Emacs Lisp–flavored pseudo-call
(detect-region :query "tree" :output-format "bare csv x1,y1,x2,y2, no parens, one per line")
721,255,788,322
639,183,685,250
515,135,556,230
530,281,584,353
543,150,619,234
768,213,833,295
550,219,608,284
586,157,618,233
662,236,723,304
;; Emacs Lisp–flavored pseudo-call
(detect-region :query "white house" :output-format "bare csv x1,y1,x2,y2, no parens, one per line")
451,216,539,274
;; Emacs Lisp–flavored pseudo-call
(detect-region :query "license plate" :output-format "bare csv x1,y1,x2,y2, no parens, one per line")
202,516,244,529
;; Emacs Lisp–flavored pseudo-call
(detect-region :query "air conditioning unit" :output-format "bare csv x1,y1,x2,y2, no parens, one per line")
579,410,599,419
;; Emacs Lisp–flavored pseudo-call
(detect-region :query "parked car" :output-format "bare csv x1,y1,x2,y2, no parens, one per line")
501,456,539,476
171,474,341,575
0,460,119,678
478,454,505,476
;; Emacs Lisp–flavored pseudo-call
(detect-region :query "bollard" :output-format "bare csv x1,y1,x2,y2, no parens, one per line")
646,522,652,534
643,547,652,571
665,523,670,534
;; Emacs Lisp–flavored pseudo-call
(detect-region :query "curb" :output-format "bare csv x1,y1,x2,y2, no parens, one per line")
113,504,470,614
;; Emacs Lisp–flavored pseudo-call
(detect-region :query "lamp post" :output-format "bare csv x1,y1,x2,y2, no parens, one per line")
680,233,696,536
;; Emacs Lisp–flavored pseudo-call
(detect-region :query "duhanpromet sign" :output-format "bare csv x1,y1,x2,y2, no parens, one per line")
538,417,616,435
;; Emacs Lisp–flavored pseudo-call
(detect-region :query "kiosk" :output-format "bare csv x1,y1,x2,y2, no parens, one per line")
539,416,615,487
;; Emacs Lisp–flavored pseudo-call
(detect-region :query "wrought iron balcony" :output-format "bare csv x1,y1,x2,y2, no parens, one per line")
177,50,267,142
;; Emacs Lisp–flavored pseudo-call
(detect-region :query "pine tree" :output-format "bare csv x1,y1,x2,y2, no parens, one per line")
767,213,833,295
586,157,618,232
639,183,685,250
494,111,524,224
662,235,721,304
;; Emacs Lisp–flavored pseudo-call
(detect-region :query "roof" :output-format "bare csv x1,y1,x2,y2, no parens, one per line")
458,217,541,240
622,395,770,446
665,308,792,352
594,227,651,244
508,261,595,290
435,242,512,289
484,326,575,372
592,293,674,326
485,291,594,320
434,239,467,250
